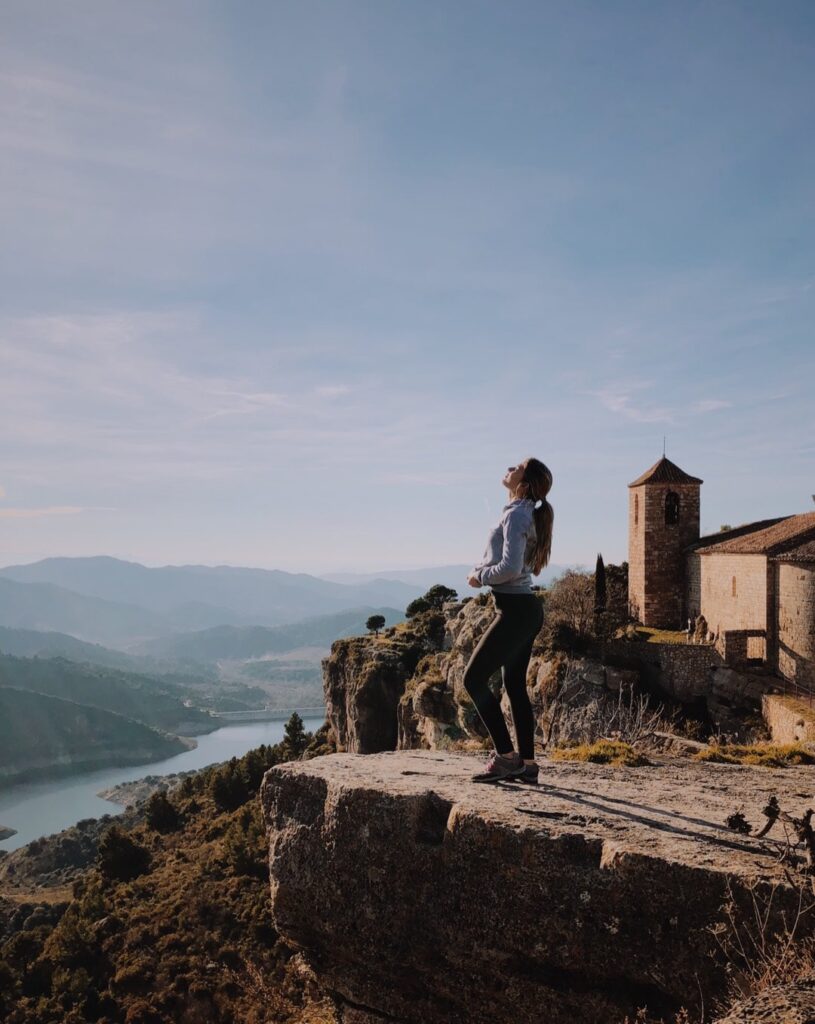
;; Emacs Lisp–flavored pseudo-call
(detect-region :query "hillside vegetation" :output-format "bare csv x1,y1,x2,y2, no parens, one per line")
0,653,217,735
0,688,192,788
0,718,337,1024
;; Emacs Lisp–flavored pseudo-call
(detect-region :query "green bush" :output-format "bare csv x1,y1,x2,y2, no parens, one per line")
145,790,181,833
97,825,151,882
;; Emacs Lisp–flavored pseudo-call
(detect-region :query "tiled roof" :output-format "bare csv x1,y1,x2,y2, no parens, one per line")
628,456,704,488
690,518,789,552
699,512,815,556
774,538,815,563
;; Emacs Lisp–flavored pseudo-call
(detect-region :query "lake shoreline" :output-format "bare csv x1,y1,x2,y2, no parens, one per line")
0,733,199,792
0,713,326,853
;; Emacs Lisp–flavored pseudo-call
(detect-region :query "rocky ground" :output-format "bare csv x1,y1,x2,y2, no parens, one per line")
261,749,815,1024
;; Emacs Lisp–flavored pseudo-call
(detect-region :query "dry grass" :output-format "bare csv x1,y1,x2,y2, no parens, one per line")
551,739,650,767
694,743,815,767
619,625,693,645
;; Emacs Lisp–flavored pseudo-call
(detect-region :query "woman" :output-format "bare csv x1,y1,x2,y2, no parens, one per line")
464,457,553,784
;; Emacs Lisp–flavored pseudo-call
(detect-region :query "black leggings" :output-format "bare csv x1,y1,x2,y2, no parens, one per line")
463,591,544,760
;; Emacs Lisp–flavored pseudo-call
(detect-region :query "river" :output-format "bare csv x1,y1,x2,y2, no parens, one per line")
0,715,326,852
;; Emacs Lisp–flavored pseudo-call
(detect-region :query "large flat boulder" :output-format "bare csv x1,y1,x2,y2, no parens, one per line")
260,751,815,1024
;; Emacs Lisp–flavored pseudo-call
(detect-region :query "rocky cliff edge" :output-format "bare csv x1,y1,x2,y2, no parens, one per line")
260,749,815,1024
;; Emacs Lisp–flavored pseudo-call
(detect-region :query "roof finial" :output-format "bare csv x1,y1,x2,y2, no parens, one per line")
663,435,666,457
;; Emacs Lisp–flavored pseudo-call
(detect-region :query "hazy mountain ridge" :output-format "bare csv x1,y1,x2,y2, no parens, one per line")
0,625,155,670
135,604,406,661
0,687,194,788
0,556,421,626
319,562,582,590
0,652,217,736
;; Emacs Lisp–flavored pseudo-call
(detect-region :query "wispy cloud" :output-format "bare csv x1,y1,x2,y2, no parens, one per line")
582,381,675,424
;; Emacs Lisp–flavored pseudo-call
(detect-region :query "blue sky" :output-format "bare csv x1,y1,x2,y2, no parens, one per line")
1,0,813,574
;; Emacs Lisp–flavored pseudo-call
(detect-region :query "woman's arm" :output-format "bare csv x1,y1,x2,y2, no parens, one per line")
477,507,531,586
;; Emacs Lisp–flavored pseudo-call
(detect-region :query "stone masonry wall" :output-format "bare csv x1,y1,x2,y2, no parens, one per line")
762,693,815,743
629,482,700,628
686,551,701,621
699,553,767,647
603,639,723,704
628,487,646,622
777,562,815,688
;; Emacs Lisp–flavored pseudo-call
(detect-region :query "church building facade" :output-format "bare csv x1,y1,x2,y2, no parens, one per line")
628,455,815,689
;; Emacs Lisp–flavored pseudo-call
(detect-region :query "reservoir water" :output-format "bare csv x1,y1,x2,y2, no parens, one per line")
0,715,325,853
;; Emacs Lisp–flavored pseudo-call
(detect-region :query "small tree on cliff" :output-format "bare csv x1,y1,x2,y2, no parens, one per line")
406,584,457,619
406,596,431,618
366,614,386,635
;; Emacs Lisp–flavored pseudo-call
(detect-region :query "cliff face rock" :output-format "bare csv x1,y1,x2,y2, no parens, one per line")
323,625,441,753
328,597,650,757
261,750,815,1024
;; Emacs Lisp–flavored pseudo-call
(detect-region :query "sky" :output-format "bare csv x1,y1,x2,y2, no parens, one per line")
1,0,813,574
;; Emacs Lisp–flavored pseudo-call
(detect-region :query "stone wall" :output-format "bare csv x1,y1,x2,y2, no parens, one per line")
761,693,815,744
603,639,723,704
686,550,701,621
777,562,815,688
698,552,768,649
628,482,700,628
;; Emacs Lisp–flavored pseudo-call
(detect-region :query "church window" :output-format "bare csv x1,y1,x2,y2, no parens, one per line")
634,494,639,527
665,491,680,526
732,576,737,597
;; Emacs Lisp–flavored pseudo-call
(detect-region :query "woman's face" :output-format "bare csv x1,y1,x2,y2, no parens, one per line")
502,461,527,493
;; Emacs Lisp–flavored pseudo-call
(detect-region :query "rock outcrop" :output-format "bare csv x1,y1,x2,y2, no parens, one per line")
327,595,778,763
322,628,437,753
261,749,815,1024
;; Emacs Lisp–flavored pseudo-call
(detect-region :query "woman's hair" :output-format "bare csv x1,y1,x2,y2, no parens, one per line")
516,457,554,573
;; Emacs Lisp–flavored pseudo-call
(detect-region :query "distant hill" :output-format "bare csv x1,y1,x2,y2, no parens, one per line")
0,576,173,648
0,653,217,735
320,562,582,591
0,625,145,669
0,687,193,788
0,625,220,682
0,556,581,652
0,556,420,625
136,605,406,662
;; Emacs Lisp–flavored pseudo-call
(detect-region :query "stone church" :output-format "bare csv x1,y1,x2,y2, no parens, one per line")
627,455,815,687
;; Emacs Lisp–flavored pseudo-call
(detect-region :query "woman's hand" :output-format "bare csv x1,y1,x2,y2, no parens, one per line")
467,573,482,588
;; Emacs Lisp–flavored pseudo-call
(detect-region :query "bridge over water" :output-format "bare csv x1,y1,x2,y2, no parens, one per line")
209,706,326,723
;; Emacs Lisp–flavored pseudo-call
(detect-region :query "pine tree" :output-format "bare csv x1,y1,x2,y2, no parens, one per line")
594,553,607,615
283,712,308,758
97,824,151,882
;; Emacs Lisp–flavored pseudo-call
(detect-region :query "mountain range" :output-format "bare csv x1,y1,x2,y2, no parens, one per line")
0,556,577,650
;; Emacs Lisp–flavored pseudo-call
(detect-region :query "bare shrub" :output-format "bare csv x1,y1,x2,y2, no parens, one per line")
545,661,675,749
710,875,815,1011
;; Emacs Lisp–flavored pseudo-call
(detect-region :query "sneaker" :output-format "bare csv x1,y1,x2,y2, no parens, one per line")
471,750,524,784
515,762,540,785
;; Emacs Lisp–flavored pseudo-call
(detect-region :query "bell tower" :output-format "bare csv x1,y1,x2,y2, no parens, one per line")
628,456,703,628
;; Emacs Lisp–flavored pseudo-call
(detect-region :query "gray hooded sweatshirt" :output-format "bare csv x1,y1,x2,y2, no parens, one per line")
472,496,537,594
